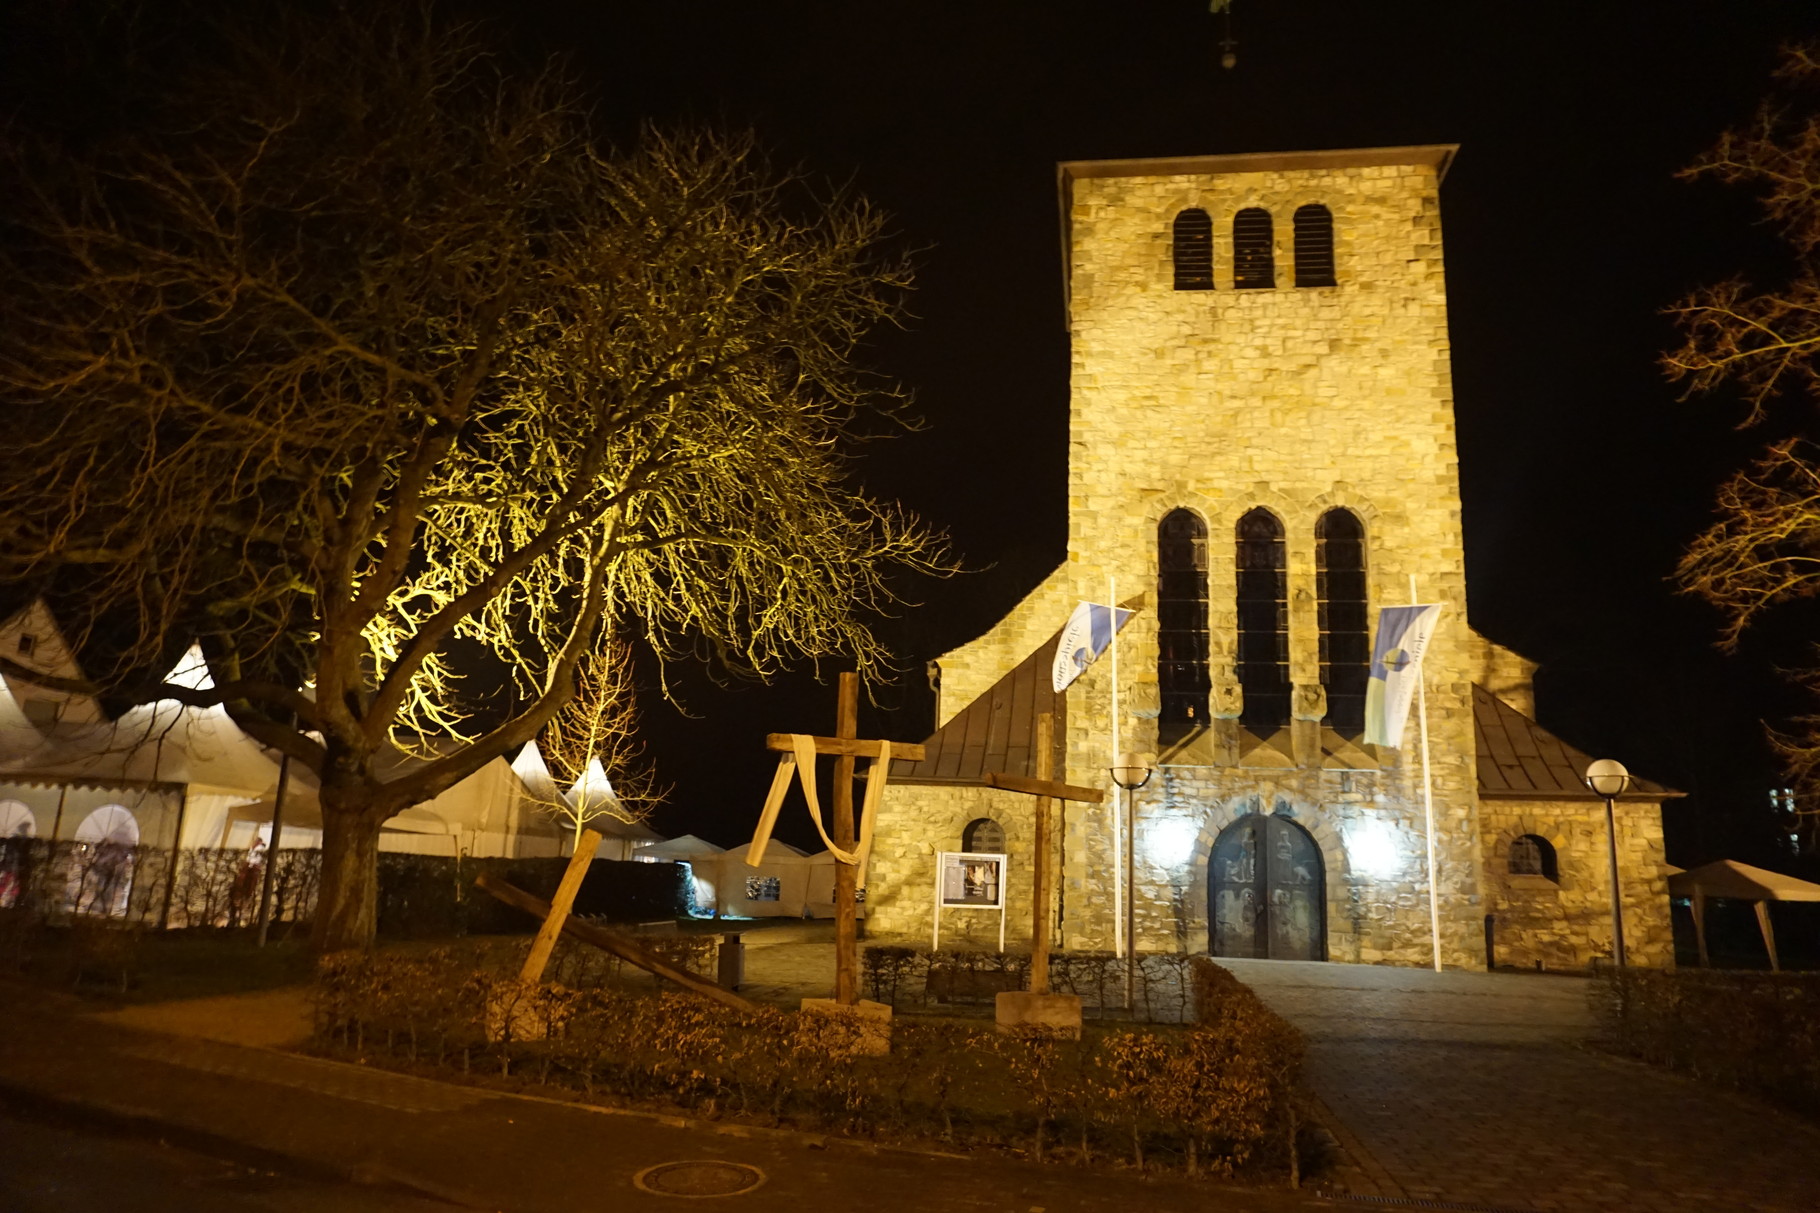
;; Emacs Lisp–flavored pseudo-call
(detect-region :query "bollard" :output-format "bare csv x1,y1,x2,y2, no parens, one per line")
718,932,744,991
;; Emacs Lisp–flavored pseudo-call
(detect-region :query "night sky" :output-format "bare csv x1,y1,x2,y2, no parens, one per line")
440,0,1820,864
21,1,1820,865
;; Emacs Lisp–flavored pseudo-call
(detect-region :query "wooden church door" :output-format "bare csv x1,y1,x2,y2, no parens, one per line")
1208,814,1325,960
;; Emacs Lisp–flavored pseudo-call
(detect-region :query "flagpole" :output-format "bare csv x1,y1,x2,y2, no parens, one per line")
1411,574,1443,972
1108,575,1124,963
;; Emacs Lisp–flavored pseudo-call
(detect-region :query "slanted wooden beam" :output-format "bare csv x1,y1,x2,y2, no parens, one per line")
519,828,602,984
765,733,926,761
475,873,757,1013
985,771,1105,804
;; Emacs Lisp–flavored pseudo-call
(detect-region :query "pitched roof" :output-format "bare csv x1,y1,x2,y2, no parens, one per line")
889,629,1067,785
1473,684,1680,800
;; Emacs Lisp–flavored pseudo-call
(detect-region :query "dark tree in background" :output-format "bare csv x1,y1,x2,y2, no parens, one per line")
1671,44,1820,849
0,3,949,950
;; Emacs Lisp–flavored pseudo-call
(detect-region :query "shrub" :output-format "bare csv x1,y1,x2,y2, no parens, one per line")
314,950,1305,1181
1598,968,1820,1118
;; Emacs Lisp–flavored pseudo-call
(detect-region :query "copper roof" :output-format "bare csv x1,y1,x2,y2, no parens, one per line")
889,630,1067,785
1473,684,1680,800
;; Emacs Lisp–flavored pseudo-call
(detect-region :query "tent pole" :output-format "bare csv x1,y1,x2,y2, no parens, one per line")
1754,900,1780,972
256,753,291,946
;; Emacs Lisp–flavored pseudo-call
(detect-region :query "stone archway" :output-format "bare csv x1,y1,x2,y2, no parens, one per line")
1208,813,1326,960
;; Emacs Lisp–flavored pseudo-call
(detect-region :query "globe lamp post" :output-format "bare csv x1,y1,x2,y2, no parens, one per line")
1583,758,1632,969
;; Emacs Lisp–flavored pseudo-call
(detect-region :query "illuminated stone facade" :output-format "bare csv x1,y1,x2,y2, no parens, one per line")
867,147,1676,971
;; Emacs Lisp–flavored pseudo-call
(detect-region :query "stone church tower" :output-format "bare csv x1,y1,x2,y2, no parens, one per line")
869,147,1677,971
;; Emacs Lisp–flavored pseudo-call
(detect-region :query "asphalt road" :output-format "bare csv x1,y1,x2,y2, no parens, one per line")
0,1110,453,1213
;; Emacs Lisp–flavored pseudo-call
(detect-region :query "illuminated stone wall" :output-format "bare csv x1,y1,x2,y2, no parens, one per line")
1478,796,1676,971
868,150,1674,970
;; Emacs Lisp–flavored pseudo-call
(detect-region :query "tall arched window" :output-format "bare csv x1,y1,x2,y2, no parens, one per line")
1236,509,1288,736
1233,208,1275,289
1293,204,1336,288
1172,209,1214,290
1316,510,1368,739
1157,509,1210,744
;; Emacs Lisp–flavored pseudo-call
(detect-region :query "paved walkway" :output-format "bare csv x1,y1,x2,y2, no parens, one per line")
1223,959,1820,1213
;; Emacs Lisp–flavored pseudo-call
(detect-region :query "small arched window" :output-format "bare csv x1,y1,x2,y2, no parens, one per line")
1293,204,1336,288
1157,509,1211,744
1233,208,1275,289
1316,510,1368,739
1509,834,1559,881
1172,209,1214,291
1236,509,1289,736
962,818,1005,853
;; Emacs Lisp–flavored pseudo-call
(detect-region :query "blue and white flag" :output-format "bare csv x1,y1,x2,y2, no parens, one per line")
1363,604,1445,748
1051,600,1135,693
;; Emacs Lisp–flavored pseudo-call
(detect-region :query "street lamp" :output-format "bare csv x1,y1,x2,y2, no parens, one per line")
1109,753,1153,1010
1583,758,1632,969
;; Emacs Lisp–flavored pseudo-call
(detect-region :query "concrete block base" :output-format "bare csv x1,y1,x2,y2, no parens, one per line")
798,997,893,1056
994,991,1083,1038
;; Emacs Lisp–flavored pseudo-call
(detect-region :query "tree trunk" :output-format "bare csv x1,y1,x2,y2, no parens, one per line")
313,801,386,952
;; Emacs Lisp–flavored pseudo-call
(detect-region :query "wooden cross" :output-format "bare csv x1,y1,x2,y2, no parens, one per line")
981,712,1104,994
764,671,925,1005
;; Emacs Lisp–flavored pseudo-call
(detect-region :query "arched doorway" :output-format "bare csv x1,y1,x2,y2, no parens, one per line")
1208,814,1325,960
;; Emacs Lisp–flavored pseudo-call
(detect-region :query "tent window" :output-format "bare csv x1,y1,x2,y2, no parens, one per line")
1172,208,1214,290
1233,208,1275,289
1158,509,1211,745
1316,509,1368,739
745,875,781,902
1236,508,1289,737
1294,204,1337,287
962,818,1005,853
1509,835,1558,881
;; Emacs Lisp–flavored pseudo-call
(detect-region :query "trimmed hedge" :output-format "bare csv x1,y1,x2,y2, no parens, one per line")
313,949,1305,1179
862,945,1202,1023
1597,968,1820,1118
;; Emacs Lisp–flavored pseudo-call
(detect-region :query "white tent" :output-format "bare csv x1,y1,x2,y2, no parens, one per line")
718,840,812,918
803,849,843,920
1670,860,1820,972
635,834,726,913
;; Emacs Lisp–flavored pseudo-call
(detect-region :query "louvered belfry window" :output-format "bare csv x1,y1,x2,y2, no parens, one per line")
1316,509,1368,739
1232,208,1275,289
1157,509,1211,744
1172,209,1214,290
1236,508,1289,736
1294,204,1337,288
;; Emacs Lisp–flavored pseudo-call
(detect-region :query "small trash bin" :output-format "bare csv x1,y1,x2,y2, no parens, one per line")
717,932,744,991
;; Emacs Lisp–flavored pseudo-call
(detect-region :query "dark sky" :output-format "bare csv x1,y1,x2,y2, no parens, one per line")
432,0,1820,864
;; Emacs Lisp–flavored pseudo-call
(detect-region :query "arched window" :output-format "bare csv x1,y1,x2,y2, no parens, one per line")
1236,509,1289,736
1233,208,1275,289
1316,510,1368,739
1509,834,1559,881
1157,509,1210,744
1172,209,1214,290
962,818,1005,853
1293,204,1336,288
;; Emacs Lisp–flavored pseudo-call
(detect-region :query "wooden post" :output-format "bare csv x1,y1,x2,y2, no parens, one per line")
1030,712,1053,995
519,828,602,984
833,672,860,1005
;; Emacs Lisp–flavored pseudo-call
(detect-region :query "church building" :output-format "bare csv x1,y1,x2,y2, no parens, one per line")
868,146,1678,970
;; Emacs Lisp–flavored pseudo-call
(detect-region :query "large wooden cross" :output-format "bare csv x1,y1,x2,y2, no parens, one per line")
763,671,925,1004
982,711,1104,994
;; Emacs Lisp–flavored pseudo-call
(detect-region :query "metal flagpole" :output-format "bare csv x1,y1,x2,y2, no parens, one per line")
1108,575,1124,962
1411,574,1443,972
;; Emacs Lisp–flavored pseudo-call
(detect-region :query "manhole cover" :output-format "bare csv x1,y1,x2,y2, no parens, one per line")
633,1160,766,1198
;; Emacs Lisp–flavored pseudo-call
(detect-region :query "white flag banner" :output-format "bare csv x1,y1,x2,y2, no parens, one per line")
1050,600,1135,694
1363,603,1445,748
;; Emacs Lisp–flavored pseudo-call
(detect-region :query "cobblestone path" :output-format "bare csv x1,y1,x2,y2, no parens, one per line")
1222,959,1820,1213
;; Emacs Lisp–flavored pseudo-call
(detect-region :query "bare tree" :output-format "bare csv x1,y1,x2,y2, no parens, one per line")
0,4,950,949
1669,43,1820,843
529,643,664,853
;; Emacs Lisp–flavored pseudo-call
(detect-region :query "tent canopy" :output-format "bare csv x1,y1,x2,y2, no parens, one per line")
637,834,724,861
1669,860,1820,903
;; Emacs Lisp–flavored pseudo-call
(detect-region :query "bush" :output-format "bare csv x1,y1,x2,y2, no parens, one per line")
313,950,1305,1180
1598,968,1820,1118
860,944,1199,1023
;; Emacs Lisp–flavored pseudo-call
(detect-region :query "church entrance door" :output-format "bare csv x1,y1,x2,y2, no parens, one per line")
1208,814,1325,960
